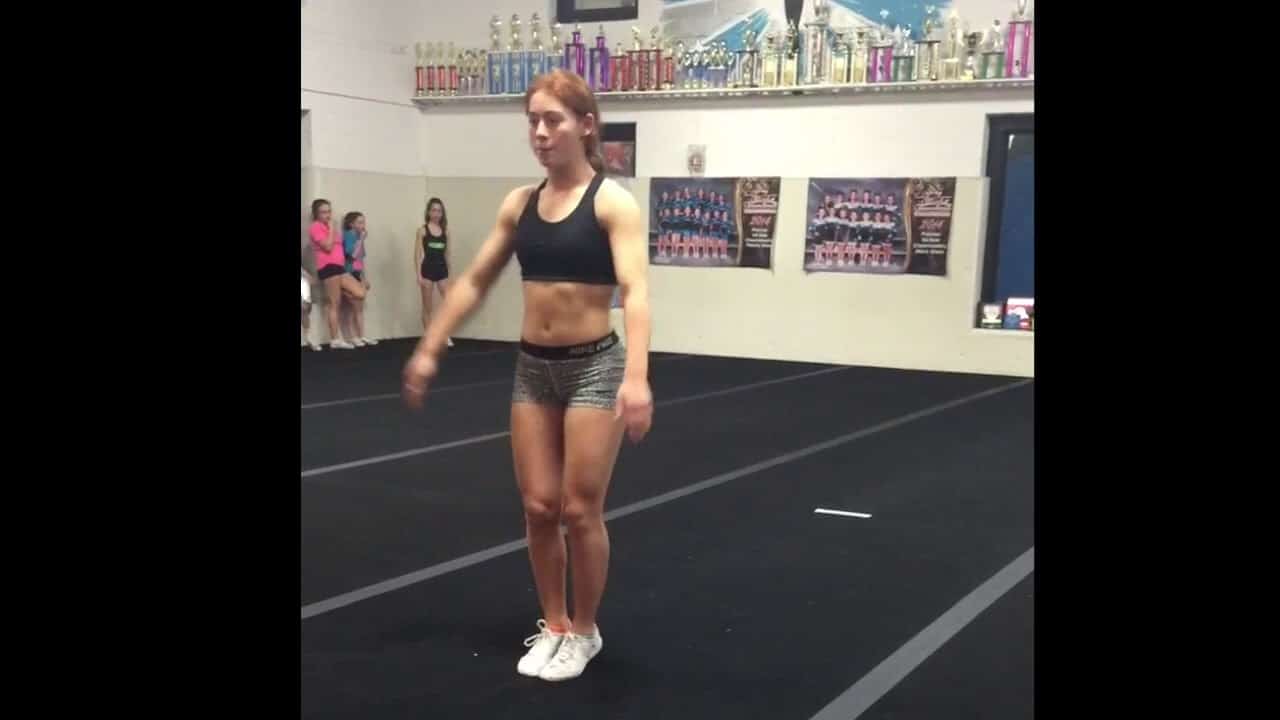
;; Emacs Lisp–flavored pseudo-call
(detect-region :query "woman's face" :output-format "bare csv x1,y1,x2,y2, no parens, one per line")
429,203,443,222
353,215,366,233
315,203,331,224
527,91,593,170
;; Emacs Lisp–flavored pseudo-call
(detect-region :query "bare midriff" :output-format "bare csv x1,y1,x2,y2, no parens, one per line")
520,281,616,345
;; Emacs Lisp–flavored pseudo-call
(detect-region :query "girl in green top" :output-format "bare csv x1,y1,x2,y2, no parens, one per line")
415,198,453,347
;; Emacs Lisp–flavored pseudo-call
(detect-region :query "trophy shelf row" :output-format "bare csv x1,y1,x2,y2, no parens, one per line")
411,77,1032,108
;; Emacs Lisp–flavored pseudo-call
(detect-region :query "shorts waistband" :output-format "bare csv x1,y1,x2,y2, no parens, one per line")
519,331,619,361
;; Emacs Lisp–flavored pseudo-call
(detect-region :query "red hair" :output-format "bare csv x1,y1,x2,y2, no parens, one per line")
523,69,605,173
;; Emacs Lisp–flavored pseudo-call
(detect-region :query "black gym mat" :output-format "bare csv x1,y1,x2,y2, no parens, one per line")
301,358,1017,604
859,573,1034,720
300,348,1033,719
301,352,840,471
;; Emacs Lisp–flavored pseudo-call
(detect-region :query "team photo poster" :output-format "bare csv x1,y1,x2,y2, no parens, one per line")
803,177,956,276
648,177,780,269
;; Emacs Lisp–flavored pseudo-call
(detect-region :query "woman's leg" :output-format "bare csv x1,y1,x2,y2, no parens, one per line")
561,406,625,635
436,277,453,346
338,298,354,342
348,296,365,341
512,401,569,628
535,403,624,681
511,399,570,676
339,274,366,302
321,276,343,344
420,281,435,333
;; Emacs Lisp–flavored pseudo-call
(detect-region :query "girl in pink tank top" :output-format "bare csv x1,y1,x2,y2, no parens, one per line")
307,199,366,349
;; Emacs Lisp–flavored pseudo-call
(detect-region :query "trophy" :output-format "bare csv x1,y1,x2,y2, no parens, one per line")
869,40,893,83
432,42,448,96
703,43,718,89
830,31,850,84
414,42,427,96
644,28,662,92
731,36,747,88
941,9,962,80
507,14,526,94
447,43,459,95
1005,0,1033,77
424,43,436,95
868,12,894,83
662,37,677,90
980,20,1005,79
548,23,564,72
615,41,629,90
744,31,761,88
805,0,832,85
588,25,609,91
734,30,759,88
723,42,736,88
961,31,981,80
565,23,586,77
625,27,643,91
916,7,941,81
851,25,869,83
782,21,800,86
460,49,476,96
487,15,506,95
527,14,548,85
893,26,915,83
761,32,780,88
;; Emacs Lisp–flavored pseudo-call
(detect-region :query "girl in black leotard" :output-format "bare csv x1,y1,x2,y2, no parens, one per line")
415,197,454,347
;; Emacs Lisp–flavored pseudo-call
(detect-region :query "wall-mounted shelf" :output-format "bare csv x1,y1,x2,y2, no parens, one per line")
410,77,1033,109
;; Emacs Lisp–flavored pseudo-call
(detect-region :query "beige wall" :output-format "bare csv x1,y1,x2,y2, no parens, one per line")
304,168,431,343
407,175,1031,378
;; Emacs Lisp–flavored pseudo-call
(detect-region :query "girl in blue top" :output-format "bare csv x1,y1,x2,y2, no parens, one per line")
339,212,376,347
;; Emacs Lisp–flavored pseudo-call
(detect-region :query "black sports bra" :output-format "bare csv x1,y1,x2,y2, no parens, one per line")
513,174,617,285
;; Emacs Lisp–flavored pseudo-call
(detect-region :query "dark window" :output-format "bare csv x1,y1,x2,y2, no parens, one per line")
980,113,1034,310
556,0,638,24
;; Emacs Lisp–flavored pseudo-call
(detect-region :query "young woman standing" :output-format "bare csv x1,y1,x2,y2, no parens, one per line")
415,198,453,347
401,70,652,682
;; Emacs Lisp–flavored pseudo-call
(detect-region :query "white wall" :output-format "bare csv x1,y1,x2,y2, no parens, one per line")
302,0,430,345
301,0,423,175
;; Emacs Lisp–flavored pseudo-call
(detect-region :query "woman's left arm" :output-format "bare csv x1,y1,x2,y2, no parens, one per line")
600,180,652,442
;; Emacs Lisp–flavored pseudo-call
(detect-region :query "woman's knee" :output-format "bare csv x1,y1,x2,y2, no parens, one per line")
561,496,602,530
523,496,561,527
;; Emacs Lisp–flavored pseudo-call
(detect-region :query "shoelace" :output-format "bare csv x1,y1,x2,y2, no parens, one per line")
523,619,553,648
551,635,583,664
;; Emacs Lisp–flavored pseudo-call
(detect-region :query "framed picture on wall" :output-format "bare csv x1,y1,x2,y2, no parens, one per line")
556,0,638,24
601,122,636,177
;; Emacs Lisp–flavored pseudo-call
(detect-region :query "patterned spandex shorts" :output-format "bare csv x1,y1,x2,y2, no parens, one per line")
512,331,626,410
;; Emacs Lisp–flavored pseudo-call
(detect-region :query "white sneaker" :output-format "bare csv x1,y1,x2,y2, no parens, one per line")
517,619,566,677
331,340,354,350
361,337,378,346
537,627,603,682
308,342,322,352
351,338,367,347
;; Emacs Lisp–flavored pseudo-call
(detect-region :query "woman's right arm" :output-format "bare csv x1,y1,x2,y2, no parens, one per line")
414,227,425,284
412,186,528,362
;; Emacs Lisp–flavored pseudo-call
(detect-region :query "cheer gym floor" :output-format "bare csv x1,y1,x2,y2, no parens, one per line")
300,338,1034,719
